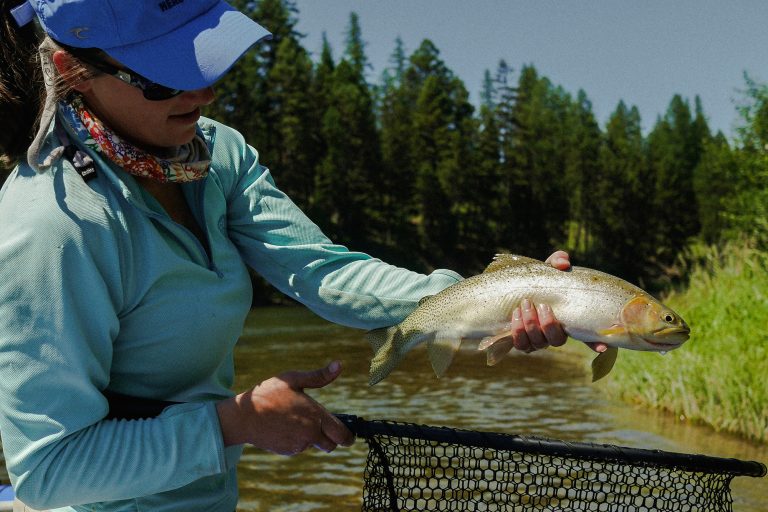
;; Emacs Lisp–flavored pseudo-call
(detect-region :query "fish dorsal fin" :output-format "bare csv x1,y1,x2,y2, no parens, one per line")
484,254,543,273
418,295,434,306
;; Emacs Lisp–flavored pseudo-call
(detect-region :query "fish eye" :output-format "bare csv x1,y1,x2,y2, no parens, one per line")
663,313,675,323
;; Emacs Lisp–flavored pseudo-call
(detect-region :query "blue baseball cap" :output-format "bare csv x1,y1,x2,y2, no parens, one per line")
24,0,271,90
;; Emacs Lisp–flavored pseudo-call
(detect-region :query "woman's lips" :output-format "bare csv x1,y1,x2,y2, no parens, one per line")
169,107,200,124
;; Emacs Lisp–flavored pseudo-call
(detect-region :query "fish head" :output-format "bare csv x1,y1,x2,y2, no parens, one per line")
620,295,690,351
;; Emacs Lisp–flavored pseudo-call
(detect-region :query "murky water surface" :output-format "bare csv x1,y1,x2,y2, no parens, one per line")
1,306,765,510
233,307,767,511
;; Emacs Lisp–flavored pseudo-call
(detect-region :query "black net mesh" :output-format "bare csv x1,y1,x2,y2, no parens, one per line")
337,415,766,512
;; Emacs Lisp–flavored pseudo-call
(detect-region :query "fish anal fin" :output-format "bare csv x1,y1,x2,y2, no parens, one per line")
427,335,462,378
485,338,514,366
366,326,402,386
483,254,542,273
366,327,391,355
591,346,619,382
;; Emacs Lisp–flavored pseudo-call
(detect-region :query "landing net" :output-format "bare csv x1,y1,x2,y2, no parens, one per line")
337,415,766,512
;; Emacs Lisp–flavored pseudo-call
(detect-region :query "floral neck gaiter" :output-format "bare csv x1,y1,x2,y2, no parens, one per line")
59,94,211,183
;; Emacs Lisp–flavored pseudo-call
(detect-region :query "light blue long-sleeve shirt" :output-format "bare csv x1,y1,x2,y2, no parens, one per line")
0,116,462,511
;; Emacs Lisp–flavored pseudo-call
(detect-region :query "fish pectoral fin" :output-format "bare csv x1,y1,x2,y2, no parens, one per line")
485,338,515,366
478,333,515,367
477,333,512,351
427,335,462,378
597,324,627,337
591,346,619,382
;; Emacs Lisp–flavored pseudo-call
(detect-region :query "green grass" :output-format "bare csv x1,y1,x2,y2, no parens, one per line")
603,242,768,443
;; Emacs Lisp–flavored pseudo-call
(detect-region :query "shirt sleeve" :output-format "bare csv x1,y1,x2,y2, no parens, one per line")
0,166,228,508
218,129,463,330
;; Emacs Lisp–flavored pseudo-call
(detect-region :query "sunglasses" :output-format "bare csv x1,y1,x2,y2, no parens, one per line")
63,46,184,101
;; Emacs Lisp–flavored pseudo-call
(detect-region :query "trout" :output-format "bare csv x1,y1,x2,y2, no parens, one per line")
367,254,690,385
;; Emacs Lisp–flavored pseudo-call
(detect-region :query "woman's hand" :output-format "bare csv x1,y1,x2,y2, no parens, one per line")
487,251,607,357
499,250,569,353
216,361,355,454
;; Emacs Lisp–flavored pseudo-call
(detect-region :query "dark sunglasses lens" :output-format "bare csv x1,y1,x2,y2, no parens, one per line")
143,84,183,101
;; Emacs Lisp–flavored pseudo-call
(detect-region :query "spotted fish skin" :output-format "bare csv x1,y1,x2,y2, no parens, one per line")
366,255,690,385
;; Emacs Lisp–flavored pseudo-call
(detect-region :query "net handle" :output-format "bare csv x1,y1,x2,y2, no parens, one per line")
336,414,767,478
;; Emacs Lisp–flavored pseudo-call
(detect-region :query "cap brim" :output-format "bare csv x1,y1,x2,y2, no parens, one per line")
103,1,271,91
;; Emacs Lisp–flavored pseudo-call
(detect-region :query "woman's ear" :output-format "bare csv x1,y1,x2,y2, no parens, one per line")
51,50,93,93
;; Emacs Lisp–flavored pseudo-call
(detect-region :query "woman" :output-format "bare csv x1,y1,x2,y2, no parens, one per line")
0,1,592,510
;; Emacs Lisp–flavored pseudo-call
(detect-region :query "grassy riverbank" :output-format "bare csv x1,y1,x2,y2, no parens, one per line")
602,243,768,443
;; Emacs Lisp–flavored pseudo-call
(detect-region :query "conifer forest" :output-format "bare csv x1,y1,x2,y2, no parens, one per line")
207,1,767,292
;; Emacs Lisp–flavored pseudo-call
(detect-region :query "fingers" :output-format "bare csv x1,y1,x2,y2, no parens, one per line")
280,361,343,390
311,414,355,453
279,362,354,451
292,414,355,454
505,299,566,353
235,362,355,455
585,342,608,353
535,303,567,347
319,413,355,448
312,417,339,453
509,307,531,352
521,299,548,350
279,410,354,456
545,250,571,271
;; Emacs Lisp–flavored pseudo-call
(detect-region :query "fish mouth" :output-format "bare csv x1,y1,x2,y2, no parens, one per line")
656,326,690,337
644,327,690,347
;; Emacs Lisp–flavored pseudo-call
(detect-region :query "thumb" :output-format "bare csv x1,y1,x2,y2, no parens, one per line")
281,361,343,390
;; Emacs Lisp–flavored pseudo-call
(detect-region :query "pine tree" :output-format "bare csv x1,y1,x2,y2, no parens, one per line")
377,37,420,264
306,34,335,216
407,40,475,270
647,95,709,265
501,65,570,257
412,73,458,264
563,90,602,257
593,102,650,280
205,0,301,149
267,36,319,209
313,14,381,248
344,12,368,79
725,75,768,246
468,88,505,270
694,133,738,243
480,70,495,109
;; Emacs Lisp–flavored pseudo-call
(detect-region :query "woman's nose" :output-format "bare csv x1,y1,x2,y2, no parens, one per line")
182,86,215,106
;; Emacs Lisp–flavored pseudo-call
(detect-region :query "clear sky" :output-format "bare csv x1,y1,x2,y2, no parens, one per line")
292,1,768,138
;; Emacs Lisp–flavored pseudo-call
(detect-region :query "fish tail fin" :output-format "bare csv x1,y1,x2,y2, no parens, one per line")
367,326,403,386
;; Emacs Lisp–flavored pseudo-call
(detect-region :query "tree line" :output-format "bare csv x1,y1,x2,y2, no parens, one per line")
3,0,766,293
212,0,767,288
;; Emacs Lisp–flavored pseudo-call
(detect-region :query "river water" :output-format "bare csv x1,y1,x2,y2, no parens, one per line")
0,306,765,510
233,307,767,511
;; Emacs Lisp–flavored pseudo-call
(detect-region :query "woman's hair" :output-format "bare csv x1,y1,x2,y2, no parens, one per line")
1,1,44,166
0,1,97,167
